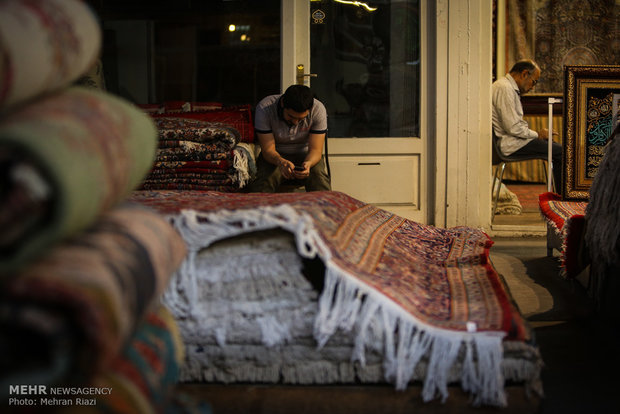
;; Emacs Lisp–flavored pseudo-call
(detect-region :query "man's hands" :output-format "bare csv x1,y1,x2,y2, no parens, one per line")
279,159,309,180
292,162,310,179
538,128,558,140
255,131,320,181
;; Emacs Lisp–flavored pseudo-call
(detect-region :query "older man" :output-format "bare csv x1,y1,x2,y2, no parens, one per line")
492,59,562,188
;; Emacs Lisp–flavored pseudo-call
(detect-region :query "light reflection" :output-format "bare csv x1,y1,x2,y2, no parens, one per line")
334,0,377,12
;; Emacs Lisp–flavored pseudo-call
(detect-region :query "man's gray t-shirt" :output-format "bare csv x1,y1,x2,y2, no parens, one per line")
254,94,328,157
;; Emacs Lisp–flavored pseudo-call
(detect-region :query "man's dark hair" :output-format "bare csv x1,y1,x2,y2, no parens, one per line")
282,84,314,112
510,60,538,74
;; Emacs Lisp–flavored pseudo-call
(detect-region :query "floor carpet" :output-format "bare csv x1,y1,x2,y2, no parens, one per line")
506,182,547,212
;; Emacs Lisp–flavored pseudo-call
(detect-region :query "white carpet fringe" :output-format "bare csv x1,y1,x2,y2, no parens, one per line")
163,205,518,407
257,315,293,347
231,147,251,187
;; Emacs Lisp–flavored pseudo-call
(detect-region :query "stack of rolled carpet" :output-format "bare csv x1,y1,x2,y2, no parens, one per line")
138,101,257,192
0,1,207,412
140,117,254,192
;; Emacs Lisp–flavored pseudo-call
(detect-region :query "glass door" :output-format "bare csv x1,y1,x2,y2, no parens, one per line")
284,1,426,223
309,0,420,139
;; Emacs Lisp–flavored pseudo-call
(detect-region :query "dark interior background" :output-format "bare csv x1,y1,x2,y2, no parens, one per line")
85,0,280,106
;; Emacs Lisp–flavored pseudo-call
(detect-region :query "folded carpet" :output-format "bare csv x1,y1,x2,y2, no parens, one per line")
141,117,251,192
0,0,101,112
155,117,240,150
538,192,588,278
0,87,158,273
147,104,255,143
0,203,187,393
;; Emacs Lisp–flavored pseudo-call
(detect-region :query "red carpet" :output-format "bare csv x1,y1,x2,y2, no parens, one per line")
506,183,547,211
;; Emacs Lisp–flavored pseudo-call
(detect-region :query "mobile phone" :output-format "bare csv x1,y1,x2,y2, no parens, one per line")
294,165,304,171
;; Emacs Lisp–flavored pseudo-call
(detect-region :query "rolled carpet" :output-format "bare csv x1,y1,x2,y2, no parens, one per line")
0,86,158,273
0,0,101,112
0,203,187,394
79,306,212,414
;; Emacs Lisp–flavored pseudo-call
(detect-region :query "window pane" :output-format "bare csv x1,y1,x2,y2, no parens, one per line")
310,0,420,138
91,1,280,105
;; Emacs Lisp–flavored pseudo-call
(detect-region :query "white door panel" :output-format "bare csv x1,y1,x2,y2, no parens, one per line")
330,155,419,206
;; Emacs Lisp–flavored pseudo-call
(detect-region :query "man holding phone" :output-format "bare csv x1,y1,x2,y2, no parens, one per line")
248,84,331,192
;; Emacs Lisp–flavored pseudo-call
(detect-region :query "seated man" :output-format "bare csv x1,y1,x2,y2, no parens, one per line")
492,59,562,188
248,84,331,192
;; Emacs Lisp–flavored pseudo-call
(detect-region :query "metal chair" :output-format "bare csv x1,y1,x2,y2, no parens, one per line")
492,132,549,220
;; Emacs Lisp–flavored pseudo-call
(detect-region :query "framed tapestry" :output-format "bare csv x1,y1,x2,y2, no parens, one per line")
563,65,620,200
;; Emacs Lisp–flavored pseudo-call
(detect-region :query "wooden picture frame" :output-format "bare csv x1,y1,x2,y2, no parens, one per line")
563,65,620,200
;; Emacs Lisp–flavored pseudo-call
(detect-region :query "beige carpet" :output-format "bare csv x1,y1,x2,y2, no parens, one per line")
489,237,590,323
488,237,563,321
490,250,554,318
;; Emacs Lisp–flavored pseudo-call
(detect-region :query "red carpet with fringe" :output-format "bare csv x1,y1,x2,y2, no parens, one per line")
538,192,588,278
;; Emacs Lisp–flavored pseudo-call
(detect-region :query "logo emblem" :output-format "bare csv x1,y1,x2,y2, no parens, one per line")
312,9,326,24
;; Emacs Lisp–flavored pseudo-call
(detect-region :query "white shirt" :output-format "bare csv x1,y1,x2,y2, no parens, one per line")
492,73,538,155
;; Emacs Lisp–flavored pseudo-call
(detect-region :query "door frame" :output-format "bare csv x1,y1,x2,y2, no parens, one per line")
281,1,310,91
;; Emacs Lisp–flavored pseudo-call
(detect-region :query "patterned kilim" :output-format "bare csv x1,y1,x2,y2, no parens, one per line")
539,192,588,278
130,190,542,406
93,305,212,414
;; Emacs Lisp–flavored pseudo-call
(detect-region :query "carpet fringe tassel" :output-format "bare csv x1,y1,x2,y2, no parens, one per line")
164,205,512,407
231,147,251,187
